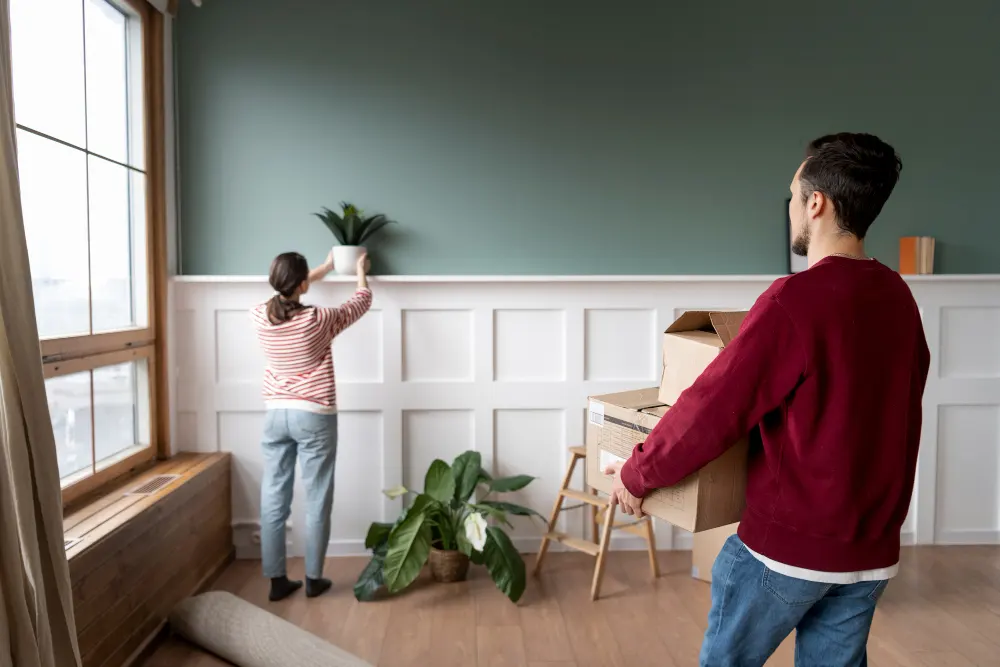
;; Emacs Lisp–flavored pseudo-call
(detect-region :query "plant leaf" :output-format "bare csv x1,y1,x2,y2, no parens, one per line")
483,527,527,603
383,485,409,499
364,522,394,549
354,216,373,245
451,451,482,502
478,467,493,484
330,208,350,244
478,500,544,521
469,503,512,528
345,214,357,245
383,509,432,594
406,493,434,516
336,202,359,244
488,475,535,493
358,215,396,245
424,459,455,503
353,553,385,601
314,209,347,245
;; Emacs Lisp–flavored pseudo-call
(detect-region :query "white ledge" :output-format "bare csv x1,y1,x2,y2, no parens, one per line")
172,274,1000,284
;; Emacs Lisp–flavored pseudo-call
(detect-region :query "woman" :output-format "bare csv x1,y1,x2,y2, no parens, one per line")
250,249,372,601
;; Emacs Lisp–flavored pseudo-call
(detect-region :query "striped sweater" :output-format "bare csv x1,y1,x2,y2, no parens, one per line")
250,288,373,413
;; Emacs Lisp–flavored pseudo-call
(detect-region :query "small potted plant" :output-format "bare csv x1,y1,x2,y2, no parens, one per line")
354,450,542,604
313,202,395,275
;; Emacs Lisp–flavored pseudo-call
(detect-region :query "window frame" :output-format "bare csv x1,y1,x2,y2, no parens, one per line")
16,0,169,507
44,345,159,505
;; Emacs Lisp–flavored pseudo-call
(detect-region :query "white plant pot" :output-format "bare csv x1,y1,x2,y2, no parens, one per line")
332,245,366,275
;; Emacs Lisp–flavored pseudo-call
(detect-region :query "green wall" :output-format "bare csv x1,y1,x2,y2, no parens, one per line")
176,0,999,275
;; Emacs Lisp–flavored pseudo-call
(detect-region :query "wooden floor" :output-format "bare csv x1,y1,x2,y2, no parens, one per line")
142,547,1000,667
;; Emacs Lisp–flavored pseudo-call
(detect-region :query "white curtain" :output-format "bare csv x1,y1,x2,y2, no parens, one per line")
0,0,82,665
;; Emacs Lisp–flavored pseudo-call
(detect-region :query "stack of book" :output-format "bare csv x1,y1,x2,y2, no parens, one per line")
899,236,935,275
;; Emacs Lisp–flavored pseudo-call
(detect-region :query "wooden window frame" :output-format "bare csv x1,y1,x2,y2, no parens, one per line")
45,345,159,506
26,0,169,508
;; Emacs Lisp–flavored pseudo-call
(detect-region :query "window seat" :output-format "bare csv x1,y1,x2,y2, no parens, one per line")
64,452,233,667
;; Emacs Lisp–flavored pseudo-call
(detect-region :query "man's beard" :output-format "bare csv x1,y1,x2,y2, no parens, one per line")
791,223,810,257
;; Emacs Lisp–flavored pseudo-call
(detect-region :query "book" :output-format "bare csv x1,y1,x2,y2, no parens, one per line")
900,236,935,275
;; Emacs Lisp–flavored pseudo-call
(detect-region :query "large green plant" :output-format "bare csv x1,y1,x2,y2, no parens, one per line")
354,450,542,604
313,202,395,246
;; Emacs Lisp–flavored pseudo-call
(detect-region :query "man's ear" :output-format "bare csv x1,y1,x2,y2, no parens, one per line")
808,190,831,221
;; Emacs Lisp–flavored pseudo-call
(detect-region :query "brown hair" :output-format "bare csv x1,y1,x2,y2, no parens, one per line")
800,133,902,240
266,252,312,324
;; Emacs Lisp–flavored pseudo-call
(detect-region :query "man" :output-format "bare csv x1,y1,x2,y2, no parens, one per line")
607,133,929,666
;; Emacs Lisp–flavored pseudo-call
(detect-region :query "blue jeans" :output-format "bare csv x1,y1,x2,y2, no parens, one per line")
700,536,888,667
260,410,338,580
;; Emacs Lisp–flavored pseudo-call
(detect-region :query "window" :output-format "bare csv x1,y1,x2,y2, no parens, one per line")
10,0,164,504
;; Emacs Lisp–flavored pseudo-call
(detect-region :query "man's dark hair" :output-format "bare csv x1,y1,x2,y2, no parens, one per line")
799,133,902,239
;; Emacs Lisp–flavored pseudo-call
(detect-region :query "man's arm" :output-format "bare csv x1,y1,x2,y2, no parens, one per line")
619,295,807,497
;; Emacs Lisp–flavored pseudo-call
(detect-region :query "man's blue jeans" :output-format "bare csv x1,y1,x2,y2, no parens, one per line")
700,535,888,667
260,410,338,580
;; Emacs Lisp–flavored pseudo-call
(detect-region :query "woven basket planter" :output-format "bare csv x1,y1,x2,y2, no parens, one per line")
428,547,471,583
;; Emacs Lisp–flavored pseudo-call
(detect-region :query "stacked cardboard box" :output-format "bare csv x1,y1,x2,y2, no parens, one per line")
585,311,750,581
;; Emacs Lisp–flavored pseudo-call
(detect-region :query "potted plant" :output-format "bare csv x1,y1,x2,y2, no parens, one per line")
354,450,542,604
313,202,395,275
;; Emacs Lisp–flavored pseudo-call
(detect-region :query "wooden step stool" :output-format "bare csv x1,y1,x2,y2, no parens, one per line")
532,446,659,600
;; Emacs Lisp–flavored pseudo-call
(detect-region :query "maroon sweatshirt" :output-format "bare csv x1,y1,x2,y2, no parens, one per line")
620,257,930,572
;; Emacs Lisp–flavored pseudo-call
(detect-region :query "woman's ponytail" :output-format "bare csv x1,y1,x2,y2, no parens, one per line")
266,294,309,324
266,252,312,324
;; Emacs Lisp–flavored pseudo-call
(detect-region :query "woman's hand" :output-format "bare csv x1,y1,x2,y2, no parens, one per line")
356,253,370,290
307,247,337,285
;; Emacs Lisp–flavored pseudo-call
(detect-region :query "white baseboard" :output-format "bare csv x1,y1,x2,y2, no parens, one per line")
234,535,686,560
235,524,927,559
321,534,672,559
933,529,1000,545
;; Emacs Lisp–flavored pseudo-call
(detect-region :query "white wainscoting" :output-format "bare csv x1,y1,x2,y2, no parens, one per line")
170,274,1000,559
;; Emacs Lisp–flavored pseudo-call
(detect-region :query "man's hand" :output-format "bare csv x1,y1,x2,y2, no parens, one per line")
604,461,645,517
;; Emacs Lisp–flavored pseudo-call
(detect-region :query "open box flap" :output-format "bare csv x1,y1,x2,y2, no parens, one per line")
709,311,748,347
665,311,715,335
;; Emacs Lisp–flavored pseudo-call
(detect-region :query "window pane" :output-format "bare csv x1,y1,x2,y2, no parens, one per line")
90,157,147,332
46,371,94,484
84,0,129,164
94,359,150,469
17,131,91,339
10,0,86,146
126,7,146,171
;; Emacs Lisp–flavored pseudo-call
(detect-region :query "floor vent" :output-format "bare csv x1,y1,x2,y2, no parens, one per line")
125,474,181,496
64,537,83,550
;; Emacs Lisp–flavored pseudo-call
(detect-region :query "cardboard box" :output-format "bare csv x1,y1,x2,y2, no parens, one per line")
585,388,748,533
691,522,740,583
658,311,748,406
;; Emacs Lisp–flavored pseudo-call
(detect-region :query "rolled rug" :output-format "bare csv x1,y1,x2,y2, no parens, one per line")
169,591,373,667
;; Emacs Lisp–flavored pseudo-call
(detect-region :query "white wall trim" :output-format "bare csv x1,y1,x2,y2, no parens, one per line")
934,530,1000,545
172,275,1000,559
174,274,1000,285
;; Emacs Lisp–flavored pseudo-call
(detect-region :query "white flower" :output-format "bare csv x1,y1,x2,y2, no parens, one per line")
464,512,488,552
